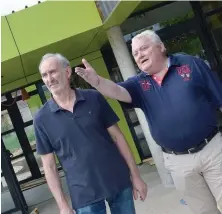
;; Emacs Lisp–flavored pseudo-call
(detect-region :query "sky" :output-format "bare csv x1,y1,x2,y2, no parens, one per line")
1,0,46,16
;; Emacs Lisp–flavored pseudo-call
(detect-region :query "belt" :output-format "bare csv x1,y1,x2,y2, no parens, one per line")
162,128,220,155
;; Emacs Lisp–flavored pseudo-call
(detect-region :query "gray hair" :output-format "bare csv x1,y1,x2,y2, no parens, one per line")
132,30,162,44
39,53,70,71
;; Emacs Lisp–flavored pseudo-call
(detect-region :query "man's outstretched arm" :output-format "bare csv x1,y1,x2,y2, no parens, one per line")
75,59,132,103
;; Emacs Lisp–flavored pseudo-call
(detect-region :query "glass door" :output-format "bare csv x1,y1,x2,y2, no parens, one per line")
1,140,28,214
1,81,64,191
1,92,41,185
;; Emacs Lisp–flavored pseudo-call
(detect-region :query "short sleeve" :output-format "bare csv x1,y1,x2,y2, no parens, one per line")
193,57,222,107
97,93,120,128
118,77,142,109
33,116,53,155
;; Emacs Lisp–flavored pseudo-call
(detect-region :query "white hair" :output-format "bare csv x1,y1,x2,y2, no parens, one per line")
132,30,162,44
39,53,70,71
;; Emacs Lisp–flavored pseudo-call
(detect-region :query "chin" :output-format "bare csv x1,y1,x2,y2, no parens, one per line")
50,88,60,95
141,65,151,73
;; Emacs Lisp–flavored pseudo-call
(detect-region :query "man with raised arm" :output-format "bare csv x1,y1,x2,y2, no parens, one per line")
75,30,222,214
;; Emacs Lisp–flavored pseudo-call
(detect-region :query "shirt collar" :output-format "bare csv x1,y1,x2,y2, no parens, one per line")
168,54,182,67
49,88,85,113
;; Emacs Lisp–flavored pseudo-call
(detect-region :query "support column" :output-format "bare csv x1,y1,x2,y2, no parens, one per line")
107,26,174,187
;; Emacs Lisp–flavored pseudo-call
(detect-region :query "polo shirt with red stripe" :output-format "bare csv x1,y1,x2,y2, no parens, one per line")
119,53,222,152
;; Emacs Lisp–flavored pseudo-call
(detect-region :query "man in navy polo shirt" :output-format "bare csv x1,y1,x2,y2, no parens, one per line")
75,30,222,214
34,53,147,214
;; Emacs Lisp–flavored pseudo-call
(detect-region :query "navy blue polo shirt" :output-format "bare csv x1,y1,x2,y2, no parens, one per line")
33,89,131,209
119,53,222,152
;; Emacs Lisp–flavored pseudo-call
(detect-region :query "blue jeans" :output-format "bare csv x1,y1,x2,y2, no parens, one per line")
76,187,135,214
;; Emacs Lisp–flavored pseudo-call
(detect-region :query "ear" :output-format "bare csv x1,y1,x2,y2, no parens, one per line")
160,42,166,53
66,66,72,79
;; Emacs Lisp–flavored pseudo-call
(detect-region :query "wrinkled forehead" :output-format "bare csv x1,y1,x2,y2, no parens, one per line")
131,36,153,52
40,57,61,73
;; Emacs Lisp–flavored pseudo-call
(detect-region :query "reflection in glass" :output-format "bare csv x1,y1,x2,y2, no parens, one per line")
17,94,43,123
2,132,21,156
17,100,33,123
134,125,151,158
11,156,31,182
11,90,21,98
24,125,36,150
1,110,14,133
26,94,43,118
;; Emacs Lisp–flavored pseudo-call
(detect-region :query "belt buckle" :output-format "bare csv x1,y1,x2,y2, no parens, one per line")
188,147,195,154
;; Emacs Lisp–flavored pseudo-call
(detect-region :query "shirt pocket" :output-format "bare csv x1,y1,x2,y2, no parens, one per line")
75,109,101,128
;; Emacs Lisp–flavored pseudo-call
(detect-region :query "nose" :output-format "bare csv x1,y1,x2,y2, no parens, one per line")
138,51,145,59
46,74,54,86
48,74,53,82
